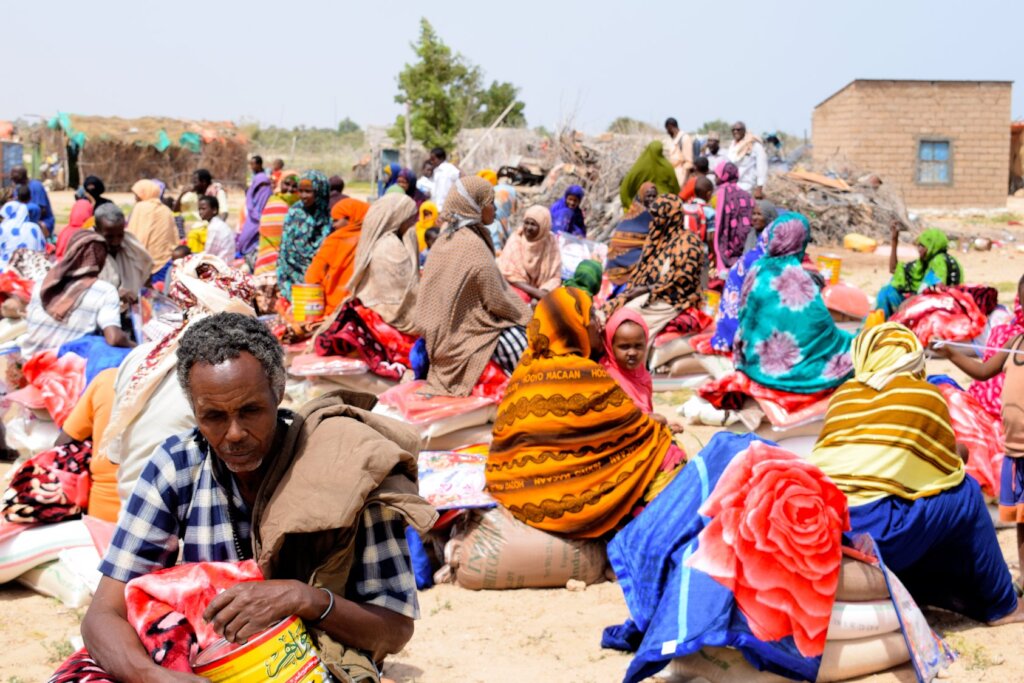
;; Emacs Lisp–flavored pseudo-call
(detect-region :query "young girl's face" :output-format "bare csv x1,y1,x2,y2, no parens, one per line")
612,321,647,371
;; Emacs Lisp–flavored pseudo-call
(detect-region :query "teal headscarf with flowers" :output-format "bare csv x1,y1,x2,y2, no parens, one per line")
277,170,331,301
734,212,854,394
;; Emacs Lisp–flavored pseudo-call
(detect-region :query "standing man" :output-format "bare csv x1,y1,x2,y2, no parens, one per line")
428,147,460,212
10,166,54,237
237,156,272,257
727,121,768,198
702,131,728,183
665,118,694,188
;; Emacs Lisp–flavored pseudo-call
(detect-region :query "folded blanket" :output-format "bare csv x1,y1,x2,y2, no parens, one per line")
603,433,850,682
891,286,986,346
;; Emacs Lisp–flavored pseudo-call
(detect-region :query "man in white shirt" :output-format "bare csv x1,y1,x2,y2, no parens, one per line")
198,195,236,262
727,121,768,198
702,131,729,184
428,147,461,212
665,117,694,187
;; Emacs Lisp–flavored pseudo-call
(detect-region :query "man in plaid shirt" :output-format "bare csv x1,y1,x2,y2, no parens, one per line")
81,314,426,682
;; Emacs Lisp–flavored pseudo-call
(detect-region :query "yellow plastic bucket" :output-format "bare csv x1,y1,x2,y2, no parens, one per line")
703,290,721,316
193,616,333,682
817,255,842,286
291,284,325,324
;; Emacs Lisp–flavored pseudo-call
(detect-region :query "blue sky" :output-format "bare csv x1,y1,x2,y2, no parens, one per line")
6,0,1022,135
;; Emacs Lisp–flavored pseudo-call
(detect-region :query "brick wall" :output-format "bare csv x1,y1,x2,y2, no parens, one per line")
812,81,1011,209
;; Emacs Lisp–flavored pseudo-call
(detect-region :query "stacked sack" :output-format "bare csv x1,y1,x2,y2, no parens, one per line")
671,556,910,682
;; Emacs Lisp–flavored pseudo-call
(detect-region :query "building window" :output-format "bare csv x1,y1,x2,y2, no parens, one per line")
917,140,951,184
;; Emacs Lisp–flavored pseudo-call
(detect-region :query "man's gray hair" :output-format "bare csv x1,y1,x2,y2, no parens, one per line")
176,313,286,401
94,203,125,224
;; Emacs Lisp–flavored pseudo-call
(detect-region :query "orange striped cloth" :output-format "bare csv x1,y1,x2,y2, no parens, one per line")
486,287,678,538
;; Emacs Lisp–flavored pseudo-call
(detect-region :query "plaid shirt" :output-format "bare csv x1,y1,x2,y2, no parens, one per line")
99,417,419,619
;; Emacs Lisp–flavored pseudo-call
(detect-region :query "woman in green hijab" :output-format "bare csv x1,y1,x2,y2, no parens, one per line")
619,141,680,210
564,259,604,297
877,226,962,318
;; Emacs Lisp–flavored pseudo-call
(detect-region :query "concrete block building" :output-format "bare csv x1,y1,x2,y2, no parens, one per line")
812,79,1012,209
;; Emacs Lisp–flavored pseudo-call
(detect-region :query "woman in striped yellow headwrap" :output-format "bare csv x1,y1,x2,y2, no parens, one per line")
810,323,1024,625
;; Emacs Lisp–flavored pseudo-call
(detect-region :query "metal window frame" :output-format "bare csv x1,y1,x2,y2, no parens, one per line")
915,137,953,186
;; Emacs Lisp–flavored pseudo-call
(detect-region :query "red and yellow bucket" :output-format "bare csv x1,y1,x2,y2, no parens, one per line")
291,284,325,324
193,616,333,682
816,254,842,286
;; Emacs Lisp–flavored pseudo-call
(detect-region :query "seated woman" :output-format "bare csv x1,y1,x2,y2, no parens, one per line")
619,141,679,211
601,307,684,433
414,176,533,396
314,194,419,380
305,197,370,318
550,185,587,237
712,161,754,275
345,194,420,332
414,200,438,253
563,259,604,298
0,196,47,268
486,287,684,538
606,182,658,288
126,180,178,284
56,368,120,523
710,202,781,354
497,205,562,304
734,213,854,393
277,170,331,302
603,195,706,342
99,254,256,501
878,225,962,318
810,323,1024,625
22,231,133,357
254,170,299,278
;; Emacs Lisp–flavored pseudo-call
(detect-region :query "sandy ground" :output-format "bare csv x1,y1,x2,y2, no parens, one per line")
2,197,1024,682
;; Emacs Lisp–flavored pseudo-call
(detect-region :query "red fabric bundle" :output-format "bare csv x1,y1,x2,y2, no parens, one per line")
891,286,986,346
936,383,1005,498
1,442,92,524
686,441,850,657
21,351,87,426
314,300,415,380
50,560,264,681
699,371,833,416
0,270,34,303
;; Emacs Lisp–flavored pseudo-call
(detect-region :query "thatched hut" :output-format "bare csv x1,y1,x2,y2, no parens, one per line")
39,113,249,191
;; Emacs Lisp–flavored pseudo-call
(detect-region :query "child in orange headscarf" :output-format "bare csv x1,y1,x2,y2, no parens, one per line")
304,198,371,316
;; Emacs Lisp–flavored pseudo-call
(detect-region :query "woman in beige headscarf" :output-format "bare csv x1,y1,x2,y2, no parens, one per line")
346,193,420,333
126,179,179,280
414,175,533,397
497,205,562,304
99,254,256,501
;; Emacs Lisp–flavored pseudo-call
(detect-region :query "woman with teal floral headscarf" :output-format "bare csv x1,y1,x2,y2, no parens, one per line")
277,170,331,301
735,212,854,393
877,227,962,318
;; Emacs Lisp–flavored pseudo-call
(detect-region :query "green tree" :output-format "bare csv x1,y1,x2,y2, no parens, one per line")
337,117,361,134
607,117,660,135
392,18,526,150
697,119,732,138
470,81,526,128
